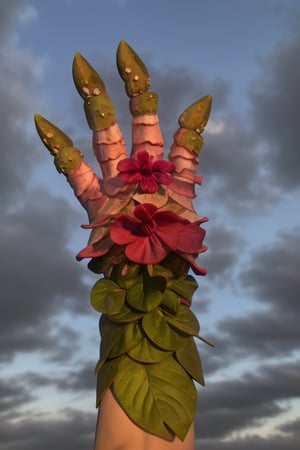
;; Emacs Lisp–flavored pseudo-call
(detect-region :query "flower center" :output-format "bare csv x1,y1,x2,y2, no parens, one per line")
140,162,152,177
140,217,157,236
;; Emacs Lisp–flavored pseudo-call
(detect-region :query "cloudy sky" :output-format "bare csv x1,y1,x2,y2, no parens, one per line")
1,0,300,448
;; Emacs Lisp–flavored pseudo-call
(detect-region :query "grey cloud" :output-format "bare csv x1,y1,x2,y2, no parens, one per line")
195,359,300,440
0,409,95,450
203,224,245,284
0,0,44,202
279,417,300,436
240,226,300,313
20,361,96,393
210,226,300,361
0,377,34,419
196,434,300,450
217,310,300,359
248,28,300,190
0,190,92,361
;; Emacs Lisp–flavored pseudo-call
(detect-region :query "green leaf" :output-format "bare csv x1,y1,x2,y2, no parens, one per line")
160,288,179,315
91,278,125,314
176,337,205,386
100,316,143,358
142,310,181,350
96,357,121,407
126,272,166,312
147,252,190,280
110,261,141,290
169,275,198,304
128,333,172,363
107,302,144,324
113,355,197,441
164,305,200,336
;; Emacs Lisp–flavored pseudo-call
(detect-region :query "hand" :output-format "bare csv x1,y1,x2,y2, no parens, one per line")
35,40,212,443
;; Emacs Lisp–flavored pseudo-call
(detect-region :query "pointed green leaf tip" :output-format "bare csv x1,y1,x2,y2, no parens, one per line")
72,52,106,99
34,114,73,154
34,114,83,175
179,95,212,134
116,40,151,97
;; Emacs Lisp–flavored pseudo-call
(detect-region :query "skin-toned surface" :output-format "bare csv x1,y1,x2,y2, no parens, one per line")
94,389,195,450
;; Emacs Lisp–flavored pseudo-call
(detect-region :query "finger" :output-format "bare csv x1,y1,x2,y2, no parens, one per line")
167,95,212,220
34,114,106,221
72,53,129,196
116,40,164,161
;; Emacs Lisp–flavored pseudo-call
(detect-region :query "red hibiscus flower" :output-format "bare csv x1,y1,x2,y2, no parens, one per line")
117,150,175,193
110,203,207,274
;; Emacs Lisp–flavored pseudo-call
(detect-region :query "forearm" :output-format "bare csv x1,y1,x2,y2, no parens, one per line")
94,389,195,450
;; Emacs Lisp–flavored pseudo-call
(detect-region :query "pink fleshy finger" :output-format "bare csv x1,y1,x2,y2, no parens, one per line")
131,114,164,161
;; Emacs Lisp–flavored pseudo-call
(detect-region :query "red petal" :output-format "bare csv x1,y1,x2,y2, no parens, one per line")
118,171,142,184
134,203,158,221
176,224,206,253
76,235,113,260
136,150,151,164
110,216,141,244
117,158,140,172
125,234,169,264
180,253,207,276
152,159,175,173
153,172,173,185
139,176,159,193
154,210,189,227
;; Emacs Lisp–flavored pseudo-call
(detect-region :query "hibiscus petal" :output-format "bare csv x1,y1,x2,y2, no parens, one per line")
76,235,113,260
176,224,206,254
153,172,174,185
125,234,169,264
118,171,142,184
136,150,151,165
117,158,140,172
155,221,206,255
134,203,158,221
179,253,207,276
154,210,189,227
139,176,159,193
110,216,142,244
152,159,175,173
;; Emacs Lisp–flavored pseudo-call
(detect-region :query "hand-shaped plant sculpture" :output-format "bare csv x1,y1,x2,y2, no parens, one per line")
35,41,212,442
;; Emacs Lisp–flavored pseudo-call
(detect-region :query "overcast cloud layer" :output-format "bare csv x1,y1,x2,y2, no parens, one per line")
1,1,300,449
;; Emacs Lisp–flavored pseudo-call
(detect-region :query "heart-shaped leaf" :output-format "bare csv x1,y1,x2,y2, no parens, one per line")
159,288,179,315
169,275,198,303
147,253,190,280
110,261,141,289
127,272,166,312
128,333,172,363
91,278,125,314
107,302,144,324
164,305,200,336
142,310,181,350
99,315,143,358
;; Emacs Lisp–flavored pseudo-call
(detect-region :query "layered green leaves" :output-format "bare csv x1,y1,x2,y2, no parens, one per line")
113,355,197,441
92,258,207,441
